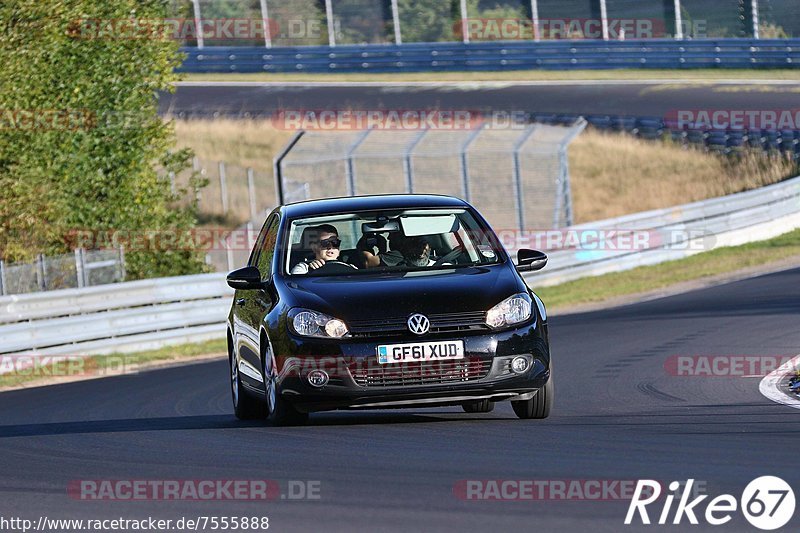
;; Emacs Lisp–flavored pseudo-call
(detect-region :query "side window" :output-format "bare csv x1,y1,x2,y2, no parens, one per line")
255,215,280,280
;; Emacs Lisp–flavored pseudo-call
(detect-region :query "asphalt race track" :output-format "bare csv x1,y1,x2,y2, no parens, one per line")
161,81,800,118
1,266,798,532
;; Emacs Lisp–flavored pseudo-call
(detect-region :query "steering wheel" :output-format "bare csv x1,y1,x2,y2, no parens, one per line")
432,245,464,267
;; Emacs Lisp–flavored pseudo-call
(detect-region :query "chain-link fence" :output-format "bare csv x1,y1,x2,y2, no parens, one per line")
173,0,798,47
0,249,125,296
169,157,276,225
277,120,587,232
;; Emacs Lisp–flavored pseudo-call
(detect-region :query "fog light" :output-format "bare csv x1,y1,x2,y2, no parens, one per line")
307,370,329,388
511,356,530,374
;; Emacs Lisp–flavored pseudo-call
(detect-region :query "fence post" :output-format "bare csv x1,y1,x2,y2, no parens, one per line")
325,0,336,47
118,245,126,282
530,0,540,41
168,171,176,195
74,248,85,288
751,0,760,39
193,156,203,203
191,0,204,49
599,0,609,40
273,131,305,205
345,129,373,197
556,119,588,228
226,234,235,272
247,168,258,221
512,125,537,232
219,161,229,214
403,130,428,193
390,0,402,44
460,123,486,203
36,254,46,291
673,0,683,39
259,0,272,48
0,260,6,295
459,0,470,44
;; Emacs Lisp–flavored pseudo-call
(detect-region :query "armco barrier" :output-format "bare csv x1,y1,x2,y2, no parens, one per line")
0,274,231,357
178,39,800,73
1,174,799,359
524,174,800,286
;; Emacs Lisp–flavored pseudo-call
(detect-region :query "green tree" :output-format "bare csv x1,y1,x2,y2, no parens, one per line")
0,0,207,279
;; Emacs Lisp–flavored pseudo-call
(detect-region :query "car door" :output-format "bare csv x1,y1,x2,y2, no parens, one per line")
236,213,279,388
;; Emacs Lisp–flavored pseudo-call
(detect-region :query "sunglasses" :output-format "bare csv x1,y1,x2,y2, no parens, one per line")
316,237,341,250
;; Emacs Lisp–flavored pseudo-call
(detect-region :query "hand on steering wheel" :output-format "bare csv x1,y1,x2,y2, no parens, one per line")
432,245,464,267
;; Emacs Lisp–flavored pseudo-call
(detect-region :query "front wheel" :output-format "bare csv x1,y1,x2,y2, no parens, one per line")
230,351,267,420
512,378,553,419
263,347,308,426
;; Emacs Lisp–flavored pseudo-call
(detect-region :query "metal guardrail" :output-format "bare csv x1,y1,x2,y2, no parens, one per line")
524,174,800,286
178,39,800,73
0,274,231,357
2,174,799,359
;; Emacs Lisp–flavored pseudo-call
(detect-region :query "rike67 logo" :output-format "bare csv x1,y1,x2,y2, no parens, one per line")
625,477,795,530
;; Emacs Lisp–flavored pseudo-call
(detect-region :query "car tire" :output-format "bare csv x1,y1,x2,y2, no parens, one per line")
269,394,309,426
230,351,268,420
261,344,308,426
511,378,553,420
461,399,495,413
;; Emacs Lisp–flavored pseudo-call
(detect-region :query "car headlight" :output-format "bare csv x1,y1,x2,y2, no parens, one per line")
288,308,349,339
486,293,533,329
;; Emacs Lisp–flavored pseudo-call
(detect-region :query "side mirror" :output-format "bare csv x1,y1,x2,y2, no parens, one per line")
226,266,263,290
516,249,548,272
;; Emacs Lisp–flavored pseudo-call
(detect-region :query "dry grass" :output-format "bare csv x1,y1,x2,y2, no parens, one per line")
173,119,295,170
569,130,797,223
173,120,798,224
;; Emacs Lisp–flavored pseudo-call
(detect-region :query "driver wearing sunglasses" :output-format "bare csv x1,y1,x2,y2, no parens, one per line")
291,224,357,275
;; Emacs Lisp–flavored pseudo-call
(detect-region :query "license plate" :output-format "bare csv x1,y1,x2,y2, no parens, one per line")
377,340,464,364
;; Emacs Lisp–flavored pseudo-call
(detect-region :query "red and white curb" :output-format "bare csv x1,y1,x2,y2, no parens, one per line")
759,353,800,410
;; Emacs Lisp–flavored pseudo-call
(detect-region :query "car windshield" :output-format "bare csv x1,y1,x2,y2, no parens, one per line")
285,208,503,276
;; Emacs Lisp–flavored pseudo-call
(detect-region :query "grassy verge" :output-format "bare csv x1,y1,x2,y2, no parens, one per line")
182,69,800,83
535,227,800,308
0,338,226,390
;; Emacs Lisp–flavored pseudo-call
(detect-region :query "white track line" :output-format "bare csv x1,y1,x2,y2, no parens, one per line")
759,353,800,410
174,80,800,88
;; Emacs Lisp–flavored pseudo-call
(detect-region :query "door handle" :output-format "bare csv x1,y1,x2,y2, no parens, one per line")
235,298,246,306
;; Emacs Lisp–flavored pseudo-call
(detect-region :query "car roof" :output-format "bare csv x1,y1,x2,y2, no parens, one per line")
279,194,470,219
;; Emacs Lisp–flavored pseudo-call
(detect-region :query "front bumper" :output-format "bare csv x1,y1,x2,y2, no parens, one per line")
274,323,550,413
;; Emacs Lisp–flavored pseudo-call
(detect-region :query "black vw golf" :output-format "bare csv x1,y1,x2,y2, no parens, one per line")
226,194,552,425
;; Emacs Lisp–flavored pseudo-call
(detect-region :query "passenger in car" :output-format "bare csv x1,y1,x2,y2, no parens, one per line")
401,236,435,267
361,234,438,268
291,225,357,274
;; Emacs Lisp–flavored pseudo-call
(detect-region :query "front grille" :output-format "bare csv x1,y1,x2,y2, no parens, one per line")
349,358,492,387
348,311,489,338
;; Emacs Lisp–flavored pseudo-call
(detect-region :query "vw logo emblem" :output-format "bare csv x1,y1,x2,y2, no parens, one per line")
407,313,430,335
